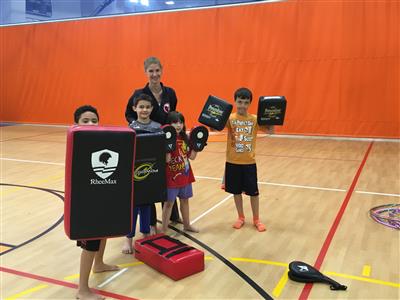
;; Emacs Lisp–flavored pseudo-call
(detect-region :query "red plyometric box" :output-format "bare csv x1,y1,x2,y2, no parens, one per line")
134,234,204,280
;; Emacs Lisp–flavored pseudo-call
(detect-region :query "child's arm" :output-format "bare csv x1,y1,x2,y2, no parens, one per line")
260,125,275,134
189,150,197,160
166,153,171,163
266,125,275,134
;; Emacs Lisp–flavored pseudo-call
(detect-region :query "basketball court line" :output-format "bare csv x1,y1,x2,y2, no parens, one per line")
0,131,66,143
190,194,233,224
298,141,374,300
0,267,140,300
166,224,274,300
4,284,49,300
3,255,399,300
0,184,64,256
97,268,128,288
0,157,64,166
202,149,361,162
2,157,398,197
355,190,400,197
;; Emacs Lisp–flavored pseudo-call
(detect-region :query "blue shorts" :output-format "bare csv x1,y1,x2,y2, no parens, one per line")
167,184,193,201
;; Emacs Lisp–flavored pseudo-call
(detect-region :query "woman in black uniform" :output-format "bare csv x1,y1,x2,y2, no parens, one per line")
125,57,181,232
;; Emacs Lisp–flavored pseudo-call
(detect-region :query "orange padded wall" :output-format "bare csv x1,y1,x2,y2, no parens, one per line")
1,0,399,137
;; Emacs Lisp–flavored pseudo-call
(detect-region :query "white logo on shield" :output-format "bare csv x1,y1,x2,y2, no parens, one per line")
91,149,119,179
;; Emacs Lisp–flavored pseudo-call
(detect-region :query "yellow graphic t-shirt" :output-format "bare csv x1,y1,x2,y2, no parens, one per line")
226,113,258,164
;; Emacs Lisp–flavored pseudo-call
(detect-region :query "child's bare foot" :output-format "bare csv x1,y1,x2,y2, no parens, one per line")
76,290,104,300
150,226,157,235
233,218,245,229
170,218,183,225
92,263,119,273
121,238,133,254
183,225,199,233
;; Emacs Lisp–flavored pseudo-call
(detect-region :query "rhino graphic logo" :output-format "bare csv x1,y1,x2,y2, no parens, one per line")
91,149,119,179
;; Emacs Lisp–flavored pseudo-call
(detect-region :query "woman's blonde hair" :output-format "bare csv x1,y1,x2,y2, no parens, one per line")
144,56,162,71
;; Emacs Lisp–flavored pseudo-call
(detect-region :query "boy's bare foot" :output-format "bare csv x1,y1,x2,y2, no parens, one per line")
76,290,105,300
121,237,133,254
92,263,119,273
233,218,245,229
183,225,199,233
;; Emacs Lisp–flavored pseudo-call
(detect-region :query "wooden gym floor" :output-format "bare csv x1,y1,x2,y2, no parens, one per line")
1,124,399,300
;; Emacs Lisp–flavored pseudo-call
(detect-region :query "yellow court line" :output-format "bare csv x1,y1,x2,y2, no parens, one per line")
0,245,12,253
362,265,371,277
228,257,399,297
117,261,145,268
5,284,48,300
325,271,400,288
64,262,146,281
63,273,80,281
230,257,288,267
272,270,289,298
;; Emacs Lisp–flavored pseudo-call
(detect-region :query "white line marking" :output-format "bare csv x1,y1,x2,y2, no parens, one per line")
191,194,233,225
97,268,128,288
2,158,398,197
0,158,64,166
259,181,346,192
195,175,221,181
356,191,400,197
195,175,346,192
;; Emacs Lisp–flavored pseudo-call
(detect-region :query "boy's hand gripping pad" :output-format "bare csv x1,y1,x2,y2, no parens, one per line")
189,126,209,152
64,126,136,240
161,125,177,153
133,132,167,206
257,96,287,126
198,95,233,131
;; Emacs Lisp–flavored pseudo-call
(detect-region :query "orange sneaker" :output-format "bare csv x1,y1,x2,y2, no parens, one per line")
254,220,266,232
232,218,245,229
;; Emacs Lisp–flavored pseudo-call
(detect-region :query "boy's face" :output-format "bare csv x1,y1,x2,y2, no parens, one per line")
133,100,153,121
77,111,98,126
235,97,251,115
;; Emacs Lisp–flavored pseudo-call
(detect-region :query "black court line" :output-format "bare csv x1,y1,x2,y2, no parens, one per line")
3,183,272,299
0,183,64,256
159,221,274,300
0,242,16,248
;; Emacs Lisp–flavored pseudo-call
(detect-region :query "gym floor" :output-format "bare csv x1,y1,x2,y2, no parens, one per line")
1,124,399,300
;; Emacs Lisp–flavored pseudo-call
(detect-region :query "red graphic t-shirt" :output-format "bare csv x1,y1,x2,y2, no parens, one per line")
166,137,195,188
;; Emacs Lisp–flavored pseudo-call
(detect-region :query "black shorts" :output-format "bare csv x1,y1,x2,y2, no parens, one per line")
224,162,259,196
77,239,101,252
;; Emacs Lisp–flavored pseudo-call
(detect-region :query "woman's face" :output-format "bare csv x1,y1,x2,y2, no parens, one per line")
145,63,162,85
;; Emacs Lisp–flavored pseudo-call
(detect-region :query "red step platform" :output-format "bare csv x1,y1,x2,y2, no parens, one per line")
134,234,204,280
